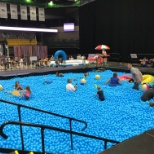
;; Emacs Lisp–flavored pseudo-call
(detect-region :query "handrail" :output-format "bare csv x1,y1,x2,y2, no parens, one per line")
0,99,87,150
0,121,120,153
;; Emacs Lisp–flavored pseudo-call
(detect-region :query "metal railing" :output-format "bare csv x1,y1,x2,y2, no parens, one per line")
0,121,120,154
0,99,87,150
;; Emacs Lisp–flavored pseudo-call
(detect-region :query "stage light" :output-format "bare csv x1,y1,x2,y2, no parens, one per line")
48,1,54,6
0,26,58,33
26,0,31,3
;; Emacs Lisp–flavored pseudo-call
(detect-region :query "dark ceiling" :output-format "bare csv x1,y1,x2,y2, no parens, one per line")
0,0,95,8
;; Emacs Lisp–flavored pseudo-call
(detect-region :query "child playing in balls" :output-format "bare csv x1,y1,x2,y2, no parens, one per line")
95,86,105,101
15,81,23,90
56,72,64,77
84,72,89,78
21,86,31,100
105,72,121,86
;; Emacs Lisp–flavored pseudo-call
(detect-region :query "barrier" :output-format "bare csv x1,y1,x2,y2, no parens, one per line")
54,50,67,61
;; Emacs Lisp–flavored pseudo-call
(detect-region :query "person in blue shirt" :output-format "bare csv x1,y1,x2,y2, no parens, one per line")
105,72,121,86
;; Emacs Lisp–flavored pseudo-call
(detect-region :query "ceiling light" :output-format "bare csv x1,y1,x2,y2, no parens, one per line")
0,26,58,33
26,0,31,3
48,1,53,5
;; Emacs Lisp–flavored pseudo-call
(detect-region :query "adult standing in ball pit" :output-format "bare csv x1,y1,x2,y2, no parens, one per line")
141,85,154,102
66,79,77,92
127,63,142,90
105,72,121,86
95,85,105,101
102,49,107,65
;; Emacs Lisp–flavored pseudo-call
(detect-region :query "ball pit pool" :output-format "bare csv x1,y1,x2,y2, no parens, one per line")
0,70,154,154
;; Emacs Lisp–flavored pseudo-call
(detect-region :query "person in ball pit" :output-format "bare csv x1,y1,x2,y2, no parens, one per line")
95,85,105,101
105,72,121,86
14,81,23,90
66,79,77,92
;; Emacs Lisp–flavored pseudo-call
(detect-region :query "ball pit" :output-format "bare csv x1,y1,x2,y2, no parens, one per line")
0,70,154,153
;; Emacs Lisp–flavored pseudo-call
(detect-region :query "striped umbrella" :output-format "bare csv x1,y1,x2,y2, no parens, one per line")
95,45,110,50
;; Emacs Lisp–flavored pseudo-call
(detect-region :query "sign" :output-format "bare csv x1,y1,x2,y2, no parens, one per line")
38,8,45,21
30,56,37,61
10,4,18,19
30,6,36,21
0,3,8,18
20,5,27,20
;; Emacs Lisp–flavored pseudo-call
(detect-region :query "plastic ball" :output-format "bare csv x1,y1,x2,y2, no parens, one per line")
0,85,3,90
80,78,86,85
95,75,100,80
141,84,150,92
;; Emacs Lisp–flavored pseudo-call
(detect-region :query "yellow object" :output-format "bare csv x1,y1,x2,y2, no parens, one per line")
15,150,19,154
12,90,21,97
0,85,3,90
30,152,34,154
95,75,100,80
142,75,154,84
6,39,37,46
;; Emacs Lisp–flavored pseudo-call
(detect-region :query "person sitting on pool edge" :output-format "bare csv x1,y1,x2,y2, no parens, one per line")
66,78,77,92
140,57,148,67
95,85,105,101
21,86,31,100
141,85,154,102
105,72,121,86
15,81,23,90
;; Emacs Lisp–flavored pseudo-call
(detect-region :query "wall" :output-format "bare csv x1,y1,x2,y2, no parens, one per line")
43,26,80,57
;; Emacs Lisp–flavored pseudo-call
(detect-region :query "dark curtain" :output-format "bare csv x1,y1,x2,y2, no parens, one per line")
79,1,96,55
79,0,154,61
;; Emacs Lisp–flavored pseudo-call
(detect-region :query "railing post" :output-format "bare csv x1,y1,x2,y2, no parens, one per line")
104,141,107,150
69,119,73,150
41,128,45,153
17,106,24,150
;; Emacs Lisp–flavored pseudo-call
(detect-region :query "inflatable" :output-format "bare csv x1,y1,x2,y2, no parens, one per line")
0,85,3,90
80,78,86,85
12,90,21,97
50,59,89,67
142,75,154,84
54,50,67,61
118,75,132,81
141,84,151,92
95,75,100,80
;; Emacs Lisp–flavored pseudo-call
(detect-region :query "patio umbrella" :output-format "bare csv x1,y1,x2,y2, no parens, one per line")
95,45,110,50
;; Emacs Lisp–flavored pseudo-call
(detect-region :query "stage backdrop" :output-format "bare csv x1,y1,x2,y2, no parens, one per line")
79,0,154,61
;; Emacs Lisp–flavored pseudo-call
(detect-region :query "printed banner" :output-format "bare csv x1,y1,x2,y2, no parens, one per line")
0,3,8,18
20,5,27,20
38,8,45,21
10,4,18,19
30,6,36,21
